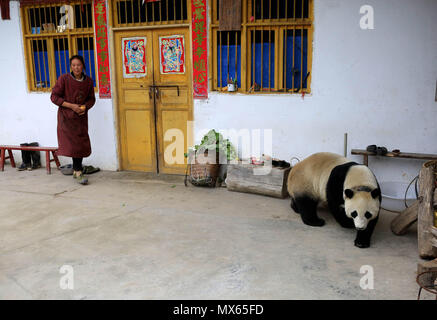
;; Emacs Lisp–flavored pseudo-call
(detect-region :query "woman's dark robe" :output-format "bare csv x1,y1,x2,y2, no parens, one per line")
50,73,96,158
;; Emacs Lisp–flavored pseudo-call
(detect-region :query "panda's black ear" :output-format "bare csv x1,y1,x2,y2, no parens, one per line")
345,189,354,199
371,188,381,199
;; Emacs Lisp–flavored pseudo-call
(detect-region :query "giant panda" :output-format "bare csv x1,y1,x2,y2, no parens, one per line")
287,152,381,248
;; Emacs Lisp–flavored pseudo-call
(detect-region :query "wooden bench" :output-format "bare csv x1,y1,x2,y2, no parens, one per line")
351,149,437,166
0,145,60,174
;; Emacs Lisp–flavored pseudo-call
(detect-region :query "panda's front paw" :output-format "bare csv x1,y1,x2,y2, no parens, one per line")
354,240,370,248
303,218,325,227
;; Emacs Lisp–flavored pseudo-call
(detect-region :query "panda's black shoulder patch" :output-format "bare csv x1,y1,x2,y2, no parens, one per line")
326,161,358,211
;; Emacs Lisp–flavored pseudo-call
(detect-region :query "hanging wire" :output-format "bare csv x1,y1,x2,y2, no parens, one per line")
404,175,419,209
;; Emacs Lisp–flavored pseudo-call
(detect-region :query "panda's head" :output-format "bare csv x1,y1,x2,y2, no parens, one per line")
343,188,381,230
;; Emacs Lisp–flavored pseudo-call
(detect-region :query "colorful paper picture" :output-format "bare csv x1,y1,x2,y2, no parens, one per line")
122,37,147,78
159,35,185,74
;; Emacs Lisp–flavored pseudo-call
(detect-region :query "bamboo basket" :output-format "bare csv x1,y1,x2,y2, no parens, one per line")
185,149,220,188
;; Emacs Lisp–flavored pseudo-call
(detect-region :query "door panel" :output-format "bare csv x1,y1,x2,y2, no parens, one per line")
159,88,189,106
115,30,156,172
161,110,189,173
125,110,155,170
153,27,192,174
124,89,151,104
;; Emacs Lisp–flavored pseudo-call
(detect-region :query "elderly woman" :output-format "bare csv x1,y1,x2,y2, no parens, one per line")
50,55,96,185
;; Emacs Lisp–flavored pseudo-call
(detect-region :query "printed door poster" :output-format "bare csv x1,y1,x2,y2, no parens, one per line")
191,0,208,99
159,35,185,74
94,0,111,98
122,37,147,78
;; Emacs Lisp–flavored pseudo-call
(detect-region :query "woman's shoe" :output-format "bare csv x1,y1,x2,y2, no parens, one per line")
73,172,88,185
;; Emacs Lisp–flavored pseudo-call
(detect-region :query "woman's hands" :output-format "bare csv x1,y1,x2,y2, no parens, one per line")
62,102,86,116
76,104,86,116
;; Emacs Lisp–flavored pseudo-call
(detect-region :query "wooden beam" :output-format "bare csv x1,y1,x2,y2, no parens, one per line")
418,162,437,259
391,200,419,236
351,149,437,161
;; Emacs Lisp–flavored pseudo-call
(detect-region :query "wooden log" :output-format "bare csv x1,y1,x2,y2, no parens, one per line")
418,162,437,259
391,200,419,235
226,163,291,198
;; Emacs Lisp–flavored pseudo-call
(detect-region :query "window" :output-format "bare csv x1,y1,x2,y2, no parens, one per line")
112,0,188,27
21,1,96,92
211,0,313,93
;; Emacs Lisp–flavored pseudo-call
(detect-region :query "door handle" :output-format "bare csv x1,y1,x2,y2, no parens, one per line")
149,87,153,100
154,87,159,100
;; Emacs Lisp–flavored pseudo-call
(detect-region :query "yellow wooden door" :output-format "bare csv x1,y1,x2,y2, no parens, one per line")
152,27,192,174
114,28,192,174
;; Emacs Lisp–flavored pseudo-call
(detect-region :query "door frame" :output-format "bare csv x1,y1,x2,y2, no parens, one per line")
108,5,194,173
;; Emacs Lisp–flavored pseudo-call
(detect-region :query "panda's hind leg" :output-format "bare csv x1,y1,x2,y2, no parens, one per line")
293,195,325,227
290,197,300,214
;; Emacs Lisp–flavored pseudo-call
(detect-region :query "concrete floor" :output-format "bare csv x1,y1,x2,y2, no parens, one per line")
0,166,429,300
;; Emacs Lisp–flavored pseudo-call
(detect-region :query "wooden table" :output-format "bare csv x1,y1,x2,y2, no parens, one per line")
351,149,437,166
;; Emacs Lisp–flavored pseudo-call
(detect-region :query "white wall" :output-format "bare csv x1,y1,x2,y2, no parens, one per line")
0,0,436,184
194,0,437,184
0,1,118,170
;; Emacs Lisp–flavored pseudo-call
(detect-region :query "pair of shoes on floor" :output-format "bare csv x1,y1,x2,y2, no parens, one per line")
60,164,100,175
366,145,388,155
73,171,88,185
17,163,32,171
17,142,41,171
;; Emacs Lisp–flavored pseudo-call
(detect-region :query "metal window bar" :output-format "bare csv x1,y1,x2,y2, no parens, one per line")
80,3,84,29
235,31,238,85
55,38,61,78
63,37,68,77
86,36,92,79
85,3,89,29
291,28,295,91
219,31,222,88
277,0,279,20
117,1,122,25
260,29,264,91
252,30,255,88
159,0,162,22
227,31,230,83
30,39,37,89
131,0,134,25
